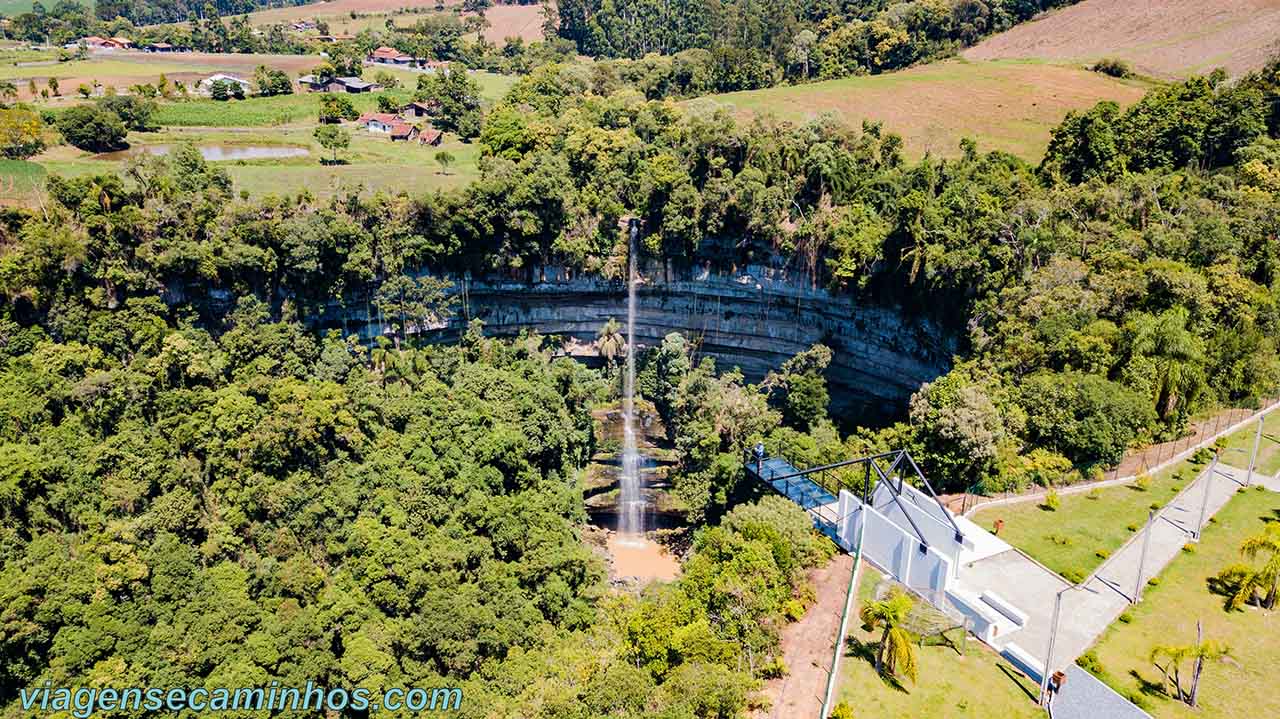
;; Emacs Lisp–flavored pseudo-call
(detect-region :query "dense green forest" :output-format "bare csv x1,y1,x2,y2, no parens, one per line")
552,0,1081,85
4,46,1280,717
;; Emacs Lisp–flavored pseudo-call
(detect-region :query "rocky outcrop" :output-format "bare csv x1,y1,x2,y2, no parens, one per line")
312,265,955,422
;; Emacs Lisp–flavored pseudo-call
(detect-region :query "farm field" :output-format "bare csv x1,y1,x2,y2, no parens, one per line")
973,410,1280,582
1086,488,1280,718
0,63,516,204
148,0,545,44
836,565,1043,719
0,50,324,101
317,3,544,43
31,126,482,200
686,58,1149,161
965,0,1280,80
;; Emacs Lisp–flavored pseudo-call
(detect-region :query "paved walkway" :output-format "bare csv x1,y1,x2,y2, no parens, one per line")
956,462,1256,680
1050,665,1152,719
1050,462,1250,669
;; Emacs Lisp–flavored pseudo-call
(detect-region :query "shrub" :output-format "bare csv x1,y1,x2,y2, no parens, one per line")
1088,465,1106,483
1091,58,1133,78
1182,543,1195,553
0,107,46,159
1047,533,1072,546
56,104,127,152
1118,612,1133,623
1086,487,1101,500
1191,448,1213,464
98,95,157,131
782,599,805,622
1064,569,1085,584
318,93,358,123
1076,650,1105,676
830,701,855,719
1133,473,1151,491
1042,488,1061,511
1095,548,1110,559
1126,523,1138,532
1147,576,1160,587
759,656,788,678
1149,502,1161,511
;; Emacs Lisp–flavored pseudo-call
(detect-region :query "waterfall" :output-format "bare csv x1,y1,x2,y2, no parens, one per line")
620,221,644,537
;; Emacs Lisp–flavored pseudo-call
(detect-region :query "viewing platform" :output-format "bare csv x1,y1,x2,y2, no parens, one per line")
745,454,842,529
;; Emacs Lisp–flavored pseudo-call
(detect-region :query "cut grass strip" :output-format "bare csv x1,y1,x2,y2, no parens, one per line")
1085,487,1280,718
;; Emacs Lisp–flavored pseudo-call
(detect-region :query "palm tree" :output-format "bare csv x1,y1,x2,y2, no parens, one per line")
1149,621,1228,707
859,589,919,684
596,318,625,376
1240,522,1280,609
1127,308,1205,422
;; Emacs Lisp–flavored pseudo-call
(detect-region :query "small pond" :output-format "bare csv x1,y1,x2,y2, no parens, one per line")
95,144,310,161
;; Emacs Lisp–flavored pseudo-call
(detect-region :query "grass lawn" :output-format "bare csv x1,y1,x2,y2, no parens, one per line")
151,91,412,127
973,456,1203,581
1085,487,1280,718
150,71,514,127
0,159,47,205
973,409,1280,581
1218,409,1280,477
685,58,1150,161
835,565,1043,719
34,125,481,200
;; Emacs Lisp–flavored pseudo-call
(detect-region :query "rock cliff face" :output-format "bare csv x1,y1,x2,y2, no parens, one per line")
312,266,955,423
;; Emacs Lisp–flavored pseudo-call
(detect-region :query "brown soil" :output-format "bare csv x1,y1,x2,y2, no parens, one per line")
965,0,1280,79
468,4,546,43
754,553,854,719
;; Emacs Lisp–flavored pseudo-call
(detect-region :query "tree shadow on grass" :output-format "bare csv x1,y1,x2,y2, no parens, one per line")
845,638,910,694
1127,669,1168,700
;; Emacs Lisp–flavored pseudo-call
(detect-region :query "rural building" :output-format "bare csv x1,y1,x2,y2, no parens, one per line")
144,42,175,52
297,75,381,93
357,113,422,142
315,35,354,43
78,36,130,49
418,128,443,146
401,101,434,118
291,21,317,31
390,124,419,142
334,77,380,93
422,60,451,74
358,113,401,133
198,74,252,95
369,46,413,65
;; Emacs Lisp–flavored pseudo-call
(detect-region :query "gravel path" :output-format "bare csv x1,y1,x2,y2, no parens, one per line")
754,553,854,719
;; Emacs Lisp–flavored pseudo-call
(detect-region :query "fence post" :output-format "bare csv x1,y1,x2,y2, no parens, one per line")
1134,508,1155,603
1247,416,1263,488
1195,454,1218,541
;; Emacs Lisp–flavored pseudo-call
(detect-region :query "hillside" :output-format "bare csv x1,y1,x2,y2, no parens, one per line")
208,0,545,44
686,59,1149,161
965,0,1280,80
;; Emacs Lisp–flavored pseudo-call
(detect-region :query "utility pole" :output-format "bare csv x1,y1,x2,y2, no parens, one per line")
1195,453,1218,541
1247,416,1263,488
1134,508,1155,603
1039,586,1068,707
821,517,865,719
